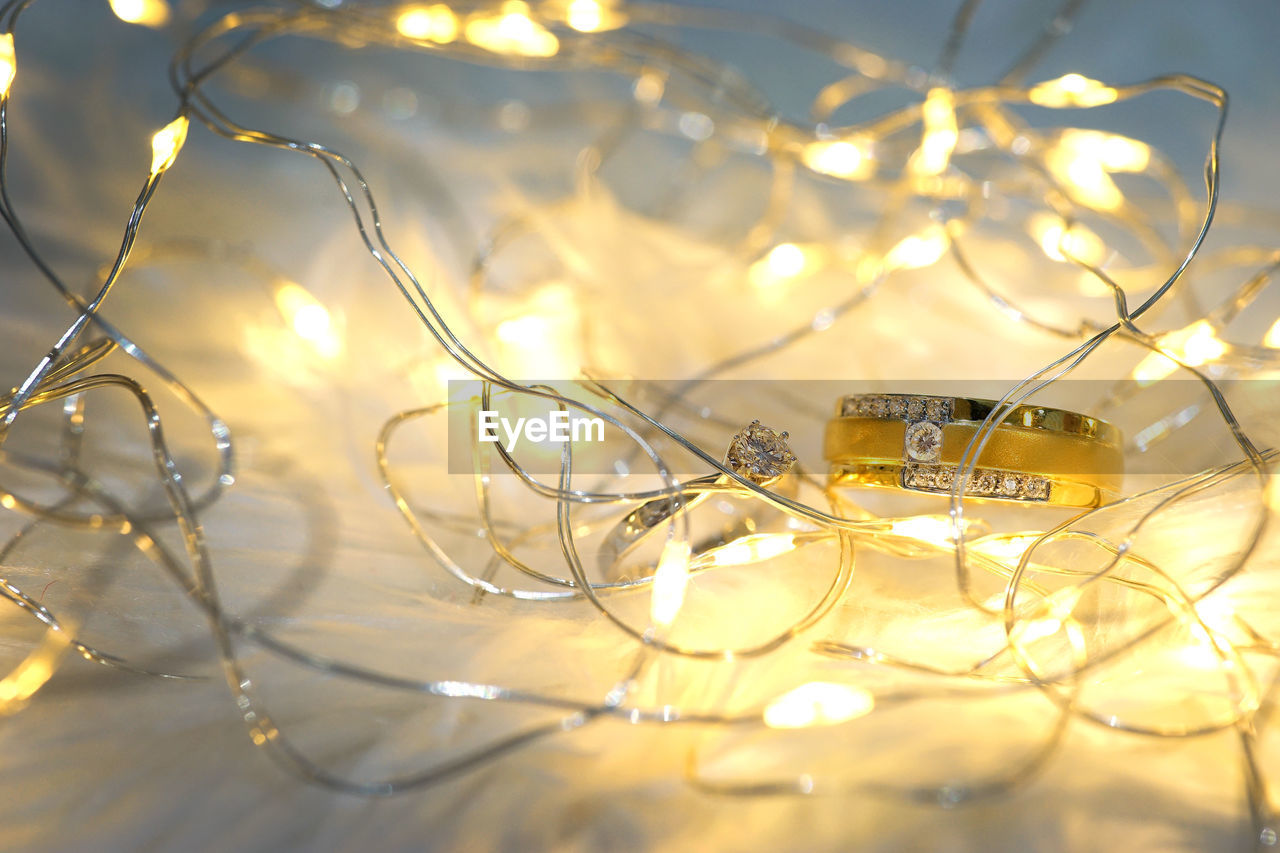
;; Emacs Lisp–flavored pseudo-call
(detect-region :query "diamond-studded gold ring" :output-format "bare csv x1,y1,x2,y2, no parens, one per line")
598,421,797,577
824,394,1123,507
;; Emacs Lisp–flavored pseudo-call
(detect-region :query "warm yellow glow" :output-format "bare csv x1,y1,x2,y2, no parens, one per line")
1178,321,1228,366
562,0,625,31
748,243,822,288
109,0,171,27
396,4,459,43
1045,130,1150,211
1028,73,1118,108
766,243,806,277
465,2,559,57
274,282,343,359
1030,214,1107,266
0,33,14,100
913,87,958,176
971,533,1042,567
632,71,665,105
0,493,15,510
889,515,957,546
883,225,949,271
763,682,874,729
1058,129,1151,172
708,533,796,567
0,628,69,715
1012,587,1081,645
1173,619,1235,670
566,0,603,31
650,539,692,627
495,313,551,344
1132,320,1226,385
494,284,581,375
149,115,189,176
1131,352,1178,385
1052,152,1123,211
1263,317,1280,348
801,138,874,180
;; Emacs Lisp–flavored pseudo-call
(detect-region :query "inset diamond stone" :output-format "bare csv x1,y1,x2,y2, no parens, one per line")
925,398,952,421
904,421,944,462
726,420,796,484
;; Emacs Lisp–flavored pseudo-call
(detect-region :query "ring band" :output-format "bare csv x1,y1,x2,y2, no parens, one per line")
599,421,797,576
824,394,1122,507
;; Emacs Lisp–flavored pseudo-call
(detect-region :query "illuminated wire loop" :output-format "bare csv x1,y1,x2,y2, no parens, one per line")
824,394,1123,507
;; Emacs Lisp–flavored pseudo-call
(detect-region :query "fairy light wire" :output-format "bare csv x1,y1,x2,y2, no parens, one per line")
0,0,1273,825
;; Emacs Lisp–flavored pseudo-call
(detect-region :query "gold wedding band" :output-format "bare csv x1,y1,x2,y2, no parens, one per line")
825,394,1122,507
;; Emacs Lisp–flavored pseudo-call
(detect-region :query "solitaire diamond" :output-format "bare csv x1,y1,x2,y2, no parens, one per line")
904,421,944,462
726,420,796,484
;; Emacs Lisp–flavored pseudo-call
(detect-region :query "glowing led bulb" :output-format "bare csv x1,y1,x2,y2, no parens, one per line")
650,538,691,627
889,516,957,546
567,0,602,31
1030,214,1106,266
1132,320,1226,385
766,243,805,277
913,87,958,176
396,4,459,43
883,225,949,271
763,682,874,729
708,533,796,567
801,138,874,180
0,628,70,715
274,282,343,359
109,0,171,27
494,283,580,375
1028,73,1117,108
0,33,13,99
149,115,189,176
749,242,817,288
1044,130,1151,211
1058,129,1151,172
1263,317,1280,349
465,1,559,57
971,533,1042,567
1178,321,1227,366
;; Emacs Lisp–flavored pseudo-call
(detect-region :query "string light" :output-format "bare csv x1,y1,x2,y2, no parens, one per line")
913,87,958,176
748,243,820,288
801,138,874,180
109,0,171,27
1263,317,1280,348
464,1,560,57
882,225,950,271
149,115,189,176
0,628,70,716
0,33,13,99
1132,320,1227,384
763,682,875,729
0,1,1273,839
396,4,459,43
649,539,692,627
1030,213,1107,266
1028,73,1118,108
705,533,797,567
561,0,626,32
273,282,343,360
